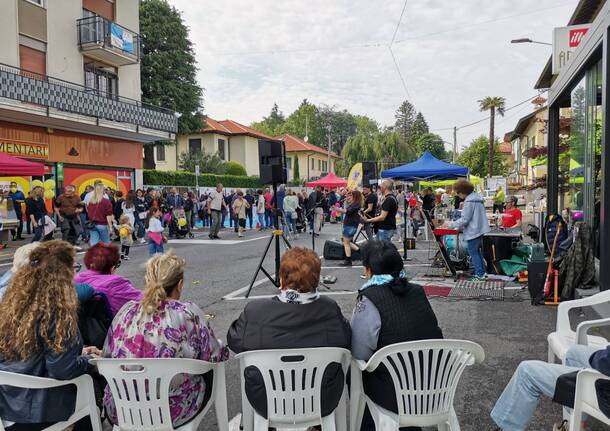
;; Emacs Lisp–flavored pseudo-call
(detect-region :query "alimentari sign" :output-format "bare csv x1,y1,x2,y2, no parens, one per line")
553,24,591,75
0,140,48,159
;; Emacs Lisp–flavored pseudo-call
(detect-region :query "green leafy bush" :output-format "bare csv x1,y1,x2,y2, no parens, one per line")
144,170,262,188
224,160,247,176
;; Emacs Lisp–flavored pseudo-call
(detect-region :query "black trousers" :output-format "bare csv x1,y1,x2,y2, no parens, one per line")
246,209,253,228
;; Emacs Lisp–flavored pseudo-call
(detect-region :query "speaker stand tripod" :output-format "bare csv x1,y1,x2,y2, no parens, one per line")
244,183,291,298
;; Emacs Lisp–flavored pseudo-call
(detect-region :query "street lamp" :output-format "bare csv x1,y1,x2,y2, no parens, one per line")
510,38,552,46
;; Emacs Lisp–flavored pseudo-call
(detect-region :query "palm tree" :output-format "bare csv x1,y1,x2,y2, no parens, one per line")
478,96,506,177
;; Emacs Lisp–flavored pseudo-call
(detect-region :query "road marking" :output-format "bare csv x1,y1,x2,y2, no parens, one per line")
222,277,273,300
322,265,364,269
225,291,357,301
223,276,357,301
169,236,268,246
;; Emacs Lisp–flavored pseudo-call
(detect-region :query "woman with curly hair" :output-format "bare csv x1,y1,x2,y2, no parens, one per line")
103,250,228,428
0,240,101,430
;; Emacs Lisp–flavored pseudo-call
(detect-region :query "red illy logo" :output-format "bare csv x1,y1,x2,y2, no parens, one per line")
569,28,589,48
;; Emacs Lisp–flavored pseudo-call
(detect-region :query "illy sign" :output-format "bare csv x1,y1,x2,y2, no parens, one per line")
553,24,591,75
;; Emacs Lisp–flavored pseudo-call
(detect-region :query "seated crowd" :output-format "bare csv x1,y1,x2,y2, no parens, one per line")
0,238,606,430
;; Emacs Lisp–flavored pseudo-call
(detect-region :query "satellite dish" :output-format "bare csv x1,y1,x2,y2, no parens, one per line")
304,136,309,142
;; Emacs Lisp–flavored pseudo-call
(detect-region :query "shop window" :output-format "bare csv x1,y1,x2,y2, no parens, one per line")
189,138,201,154
156,145,165,162
217,139,226,160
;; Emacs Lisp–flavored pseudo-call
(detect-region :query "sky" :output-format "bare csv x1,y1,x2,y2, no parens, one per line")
169,0,578,151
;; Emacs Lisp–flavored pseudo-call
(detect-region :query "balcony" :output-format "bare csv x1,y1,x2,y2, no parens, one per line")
77,16,141,66
0,63,177,141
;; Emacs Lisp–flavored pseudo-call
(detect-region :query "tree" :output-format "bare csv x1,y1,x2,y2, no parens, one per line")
250,103,286,137
354,115,379,136
394,100,417,143
457,136,506,178
140,0,203,135
293,156,300,182
415,133,446,159
317,105,358,154
374,130,414,172
411,112,429,138
178,151,226,174
478,96,506,177
281,99,326,147
225,160,247,176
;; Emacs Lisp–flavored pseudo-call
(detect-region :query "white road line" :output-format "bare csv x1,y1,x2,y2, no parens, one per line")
321,265,364,269
0,262,11,267
222,277,273,300
225,291,357,301
169,236,268,246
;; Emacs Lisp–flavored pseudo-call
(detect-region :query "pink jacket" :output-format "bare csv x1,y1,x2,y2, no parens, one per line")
74,270,142,316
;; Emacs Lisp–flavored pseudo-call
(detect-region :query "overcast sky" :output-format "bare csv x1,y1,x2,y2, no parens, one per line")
169,0,577,150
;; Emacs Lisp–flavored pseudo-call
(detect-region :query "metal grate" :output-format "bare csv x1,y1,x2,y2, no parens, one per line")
449,280,505,300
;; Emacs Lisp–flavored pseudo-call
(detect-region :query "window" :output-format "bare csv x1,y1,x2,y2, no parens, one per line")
84,64,118,99
218,139,226,160
19,45,46,78
189,138,202,154
311,158,314,169
156,145,165,162
286,157,292,170
318,160,321,170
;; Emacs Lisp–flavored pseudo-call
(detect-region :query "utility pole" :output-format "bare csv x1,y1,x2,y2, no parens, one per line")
327,124,332,174
453,126,457,163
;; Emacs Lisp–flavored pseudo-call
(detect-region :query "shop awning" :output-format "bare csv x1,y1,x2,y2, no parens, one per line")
380,151,468,180
0,153,44,176
306,172,347,188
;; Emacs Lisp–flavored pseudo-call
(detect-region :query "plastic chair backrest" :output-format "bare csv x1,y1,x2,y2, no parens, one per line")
365,340,484,418
92,358,214,431
236,347,350,424
0,370,74,390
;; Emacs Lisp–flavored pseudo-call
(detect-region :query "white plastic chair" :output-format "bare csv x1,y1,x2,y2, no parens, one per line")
350,339,485,431
547,290,610,364
235,347,351,431
569,369,610,430
91,358,228,431
0,372,101,431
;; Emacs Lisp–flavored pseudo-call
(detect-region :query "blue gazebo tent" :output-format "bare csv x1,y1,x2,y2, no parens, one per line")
380,151,468,181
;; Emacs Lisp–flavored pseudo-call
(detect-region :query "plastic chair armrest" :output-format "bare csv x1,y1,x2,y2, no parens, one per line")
576,317,610,345
575,368,610,409
354,359,368,371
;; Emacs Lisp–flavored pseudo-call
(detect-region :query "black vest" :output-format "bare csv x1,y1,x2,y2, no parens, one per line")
360,281,443,349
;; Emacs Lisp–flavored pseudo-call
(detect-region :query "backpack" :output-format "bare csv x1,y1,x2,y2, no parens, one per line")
544,214,568,253
78,293,112,349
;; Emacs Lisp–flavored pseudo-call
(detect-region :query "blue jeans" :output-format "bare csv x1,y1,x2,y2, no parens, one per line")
491,344,597,431
285,212,297,235
135,217,145,239
147,238,164,256
79,213,89,241
467,235,485,277
376,229,395,242
265,208,273,228
257,213,265,229
89,224,110,246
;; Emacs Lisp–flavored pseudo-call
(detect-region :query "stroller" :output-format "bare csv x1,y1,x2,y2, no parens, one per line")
295,206,307,233
169,207,194,239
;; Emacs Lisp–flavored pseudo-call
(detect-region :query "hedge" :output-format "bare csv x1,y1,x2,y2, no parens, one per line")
143,170,262,188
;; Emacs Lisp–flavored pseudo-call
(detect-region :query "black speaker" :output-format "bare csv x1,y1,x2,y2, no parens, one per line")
259,139,287,185
362,162,377,186
527,261,549,305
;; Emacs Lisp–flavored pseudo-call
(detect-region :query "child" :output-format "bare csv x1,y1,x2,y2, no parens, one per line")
231,190,250,238
146,207,165,256
115,214,134,260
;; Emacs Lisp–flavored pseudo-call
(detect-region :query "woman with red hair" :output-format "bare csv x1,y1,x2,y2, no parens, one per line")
75,243,142,316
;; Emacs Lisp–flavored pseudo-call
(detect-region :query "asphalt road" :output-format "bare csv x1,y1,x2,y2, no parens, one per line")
88,223,598,431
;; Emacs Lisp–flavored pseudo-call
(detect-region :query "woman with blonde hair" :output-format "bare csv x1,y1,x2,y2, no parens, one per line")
103,250,228,428
86,181,114,246
0,240,100,430
337,189,364,266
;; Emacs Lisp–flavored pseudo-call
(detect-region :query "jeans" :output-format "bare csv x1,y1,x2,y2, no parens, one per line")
60,215,82,245
134,217,145,239
79,213,89,241
147,238,164,255
265,208,273,228
285,212,297,236
89,224,110,246
246,208,254,229
313,207,324,234
376,229,395,242
467,235,485,277
10,209,23,239
257,213,265,229
491,344,598,431
210,210,221,237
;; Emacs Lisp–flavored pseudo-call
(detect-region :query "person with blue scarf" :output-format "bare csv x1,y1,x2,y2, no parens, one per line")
351,240,443,431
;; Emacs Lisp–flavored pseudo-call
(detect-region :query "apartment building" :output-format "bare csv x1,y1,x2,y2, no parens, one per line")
0,0,176,196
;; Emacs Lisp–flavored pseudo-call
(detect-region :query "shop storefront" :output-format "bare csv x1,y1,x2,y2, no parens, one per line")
0,120,140,198
544,2,610,287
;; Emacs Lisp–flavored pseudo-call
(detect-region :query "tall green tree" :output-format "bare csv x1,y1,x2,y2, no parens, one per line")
457,135,506,178
293,156,300,181
374,130,413,172
411,112,429,138
478,96,506,177
281,99,326,147
250,103,286,137
354,115,379,136
415,133,446,159
317,105,358,154
140,0,203,135
394,100,417,143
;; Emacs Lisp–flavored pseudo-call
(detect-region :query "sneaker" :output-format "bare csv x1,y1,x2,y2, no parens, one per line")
339,259,352,267
470,275,486,282
123,256,130,261
120,254,125,260
360,274,367,279
139,238,146,244
213,235,221,239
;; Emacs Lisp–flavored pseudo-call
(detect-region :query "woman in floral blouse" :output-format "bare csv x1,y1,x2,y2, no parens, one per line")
103,250,228,427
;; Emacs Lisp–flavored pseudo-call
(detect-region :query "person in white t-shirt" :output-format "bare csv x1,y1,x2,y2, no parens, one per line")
207,184,226,240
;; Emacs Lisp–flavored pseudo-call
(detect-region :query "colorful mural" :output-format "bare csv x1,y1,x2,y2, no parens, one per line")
63,167,132,195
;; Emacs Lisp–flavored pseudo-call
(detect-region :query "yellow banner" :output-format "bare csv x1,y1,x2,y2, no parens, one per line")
347,162,363,190
0,140,49,159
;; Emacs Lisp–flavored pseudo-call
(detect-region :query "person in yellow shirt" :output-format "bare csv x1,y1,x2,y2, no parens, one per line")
493,186,505,214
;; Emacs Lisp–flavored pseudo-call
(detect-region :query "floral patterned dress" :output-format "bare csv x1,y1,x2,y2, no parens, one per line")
103,300,229,427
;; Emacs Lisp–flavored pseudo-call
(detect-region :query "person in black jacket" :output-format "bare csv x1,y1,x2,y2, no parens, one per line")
227,247,351,422
0,240,101,430
351,240,443,431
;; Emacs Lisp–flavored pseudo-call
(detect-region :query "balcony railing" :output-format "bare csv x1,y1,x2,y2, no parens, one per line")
77,16,141,65
0,63,177,134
